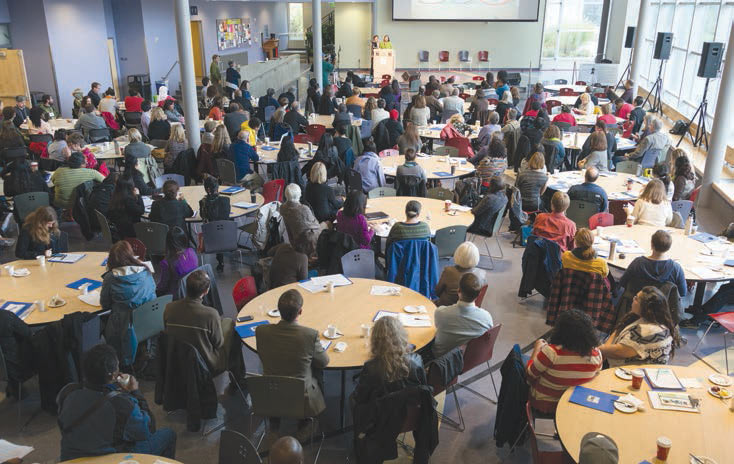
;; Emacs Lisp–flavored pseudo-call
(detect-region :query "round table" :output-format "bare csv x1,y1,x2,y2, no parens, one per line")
255,142,314,163
1,251,108,326
600,225,734,283
379,154,476,181
174,186,264,222
237,278,437,369
575,114,625,126
544,84,589,93
548,95,610,107
61,453,184,464
556,363,734,464
20,118,76,131
417,124,479,140
561,132,636,151
503,170,644,199
365,196,474,237
307,114,362,130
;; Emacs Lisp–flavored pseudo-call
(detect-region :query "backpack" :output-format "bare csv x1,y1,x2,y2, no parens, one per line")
264,215,283,254
454,179,480,207
669,120,688,135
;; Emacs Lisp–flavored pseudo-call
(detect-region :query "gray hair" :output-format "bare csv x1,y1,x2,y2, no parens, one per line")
15,95,26,102
284,183,302,202
432,90,440,98
291,101,300,110
451,88,460,97
454,242,480,269
651,117,663,132
508,108,518,120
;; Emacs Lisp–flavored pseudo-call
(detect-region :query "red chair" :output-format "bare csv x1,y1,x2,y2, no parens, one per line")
488,98,499,106
588,212,614,230
459,92,471,100
427,358,462,430
478,50,489,63
475,284,489,307
445,137,473,158
232,276,258,310
382,74,392,80
693,312,734,375
575,80,587,85
558,88,576,96
526,403,568,464
459,325,502,402
379,148,398,157
363,93,379,99
594,92,607,99
545,99,562,112
293,134,311,144
689,185,701,204
306,124,325,143
262,179,285,203
438,50,450,70
472,75,485,81
380,79,390,88
608,201,629,225
124,237,147,260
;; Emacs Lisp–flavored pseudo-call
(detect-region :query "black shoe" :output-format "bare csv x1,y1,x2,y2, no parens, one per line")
216,263,224,272
680,318,702,329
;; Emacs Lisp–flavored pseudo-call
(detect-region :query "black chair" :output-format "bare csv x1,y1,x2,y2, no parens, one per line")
88,128,112,143
396,174,426,197
347,169,363,193
346,104,363,120
216,158,238,185
554,79,568,85
551,121,571,132
179,264,224,313
124,111,142,127
29,134,52,144
1,147,28,167
218,429,262,464
13,192,50,223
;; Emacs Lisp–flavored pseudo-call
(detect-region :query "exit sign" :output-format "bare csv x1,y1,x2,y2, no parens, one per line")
190,6,198,15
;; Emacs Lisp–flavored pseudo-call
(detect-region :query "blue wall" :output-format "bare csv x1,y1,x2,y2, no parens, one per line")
7,0,55,98
0,0,10,23
112,0,149,97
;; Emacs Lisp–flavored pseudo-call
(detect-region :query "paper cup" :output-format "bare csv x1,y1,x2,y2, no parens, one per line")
631,369,644,389
327,325,337,338
35,300,46,312
444,200,452,211
656,436,671,461
626,215,635,227
360,324,371,338
36,255,46,266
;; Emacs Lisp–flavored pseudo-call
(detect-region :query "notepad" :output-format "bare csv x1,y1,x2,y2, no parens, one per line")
644,368,684,390
221,186,246,195
373,310,399,322
568,386,618,414
689,232,718,243
0,301,34,319
398,313,432,328
365,211,389,220
48,253,85,263
235,321,269,338
432,171,453,177
319,340,332,351
0,439,34,462
67,278,102,292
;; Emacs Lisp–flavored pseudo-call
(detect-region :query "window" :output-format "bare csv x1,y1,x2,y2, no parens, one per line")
542,0,604,62
288,3,304,41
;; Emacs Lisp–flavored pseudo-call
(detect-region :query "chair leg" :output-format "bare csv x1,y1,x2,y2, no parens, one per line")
456,362,498,404
692,321,723,373
309,416,324,464
436,387,466,432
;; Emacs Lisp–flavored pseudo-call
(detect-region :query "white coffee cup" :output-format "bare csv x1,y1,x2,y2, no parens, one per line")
327,325,337,338
5,265,14,275
326,281,334,294
360,324,371,338
36,255,46,266
80,283,90,295
36,299,46,312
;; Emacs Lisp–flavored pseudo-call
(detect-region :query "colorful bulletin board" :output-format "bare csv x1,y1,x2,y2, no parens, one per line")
216,18,252,51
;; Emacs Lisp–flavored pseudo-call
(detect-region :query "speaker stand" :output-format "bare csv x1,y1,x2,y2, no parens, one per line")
615,50,633,90
642,60,665,116
676,78,710,151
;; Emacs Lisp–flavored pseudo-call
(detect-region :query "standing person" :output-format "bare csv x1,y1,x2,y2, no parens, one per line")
149,180,195,232
199,175,231,272
107,176,145,239
15,206,65,259
225,60,241,98
336,189,374,249
322,54,334,89
255,289,330,447
209,54,222,87
532,191,577,252
88,82,102,108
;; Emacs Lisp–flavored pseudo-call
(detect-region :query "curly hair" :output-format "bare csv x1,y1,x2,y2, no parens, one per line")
369,316,411,383
549,309,599,357
23,206,59,245
614,286,677,357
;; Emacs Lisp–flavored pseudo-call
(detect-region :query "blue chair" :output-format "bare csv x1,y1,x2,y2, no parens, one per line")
155,173,185,188
640,148,662,170
671,200,693,222
346,104,362,120
386,239,440,299
341,249,376,279
359,119,373,139
434,226,468,260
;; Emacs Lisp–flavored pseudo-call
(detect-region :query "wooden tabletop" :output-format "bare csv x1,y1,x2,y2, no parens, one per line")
307,114,362,130
86,140,155,160
1,252,109,326
504,170,645,199
556,362,734,464
365,196,474,237
575,114,625,126
417,124,479,140
549,95,610,107
238,278,436,369
544,84,589,93
560,131,636,151
600,225,734,282
255,142,314,162
379,154,476,180
20,118,76,131
154,186,264,222
61,453,184,464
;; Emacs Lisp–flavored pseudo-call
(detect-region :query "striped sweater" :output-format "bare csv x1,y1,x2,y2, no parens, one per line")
526,343,603,413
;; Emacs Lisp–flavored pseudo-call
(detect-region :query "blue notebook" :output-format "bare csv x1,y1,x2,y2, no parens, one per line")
432,171,452,177
568,386,618,414
221,186,246,195
235,320,269,338
1,301,34,318
260,145,277,151
67,278,102,291
689,232,718,243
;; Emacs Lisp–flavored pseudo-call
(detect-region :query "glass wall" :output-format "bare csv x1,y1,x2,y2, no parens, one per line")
542,0,605,63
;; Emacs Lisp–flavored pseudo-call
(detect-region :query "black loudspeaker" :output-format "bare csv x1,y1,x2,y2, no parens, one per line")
624,27,636,49
698,42,724,78
653,32,673,60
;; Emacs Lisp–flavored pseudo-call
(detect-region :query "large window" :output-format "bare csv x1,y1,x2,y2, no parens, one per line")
288,3,304,41
542,0,604,62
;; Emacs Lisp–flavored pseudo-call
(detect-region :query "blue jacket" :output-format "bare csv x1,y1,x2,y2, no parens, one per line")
568,181,609,213
518,235,561,298
387,239,439,299
229,139,259,180
496,84,510,100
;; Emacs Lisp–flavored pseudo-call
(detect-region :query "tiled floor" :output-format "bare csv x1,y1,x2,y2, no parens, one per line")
0,203,731,463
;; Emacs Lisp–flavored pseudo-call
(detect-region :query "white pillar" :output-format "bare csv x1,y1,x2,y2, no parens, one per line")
699,21,734,206
629,0,651,98
312,0,323,90
371,1,378,38
173,0,201,151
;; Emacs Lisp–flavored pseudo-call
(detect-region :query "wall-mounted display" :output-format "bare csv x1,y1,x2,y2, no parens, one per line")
217,18,251,51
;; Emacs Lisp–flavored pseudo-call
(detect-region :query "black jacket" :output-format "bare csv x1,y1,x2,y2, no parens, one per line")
269,160,305,189
127,171,154,197
71,180,97,241
494,345,529,448
13,106,30,128
1,162,49,198
15,228,65,259
284,110,309,134
199,193,231,223
0,310,32,384
108,196,145,240
88,90,101,108
149,198,194,232
318,95,337,115
87,180,116,229
304,182,343,222
316,229,359,275
307,88,321,113
629,107,646,134
147,120,171,141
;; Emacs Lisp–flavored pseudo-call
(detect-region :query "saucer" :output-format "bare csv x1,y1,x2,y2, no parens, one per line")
12,268,30,277
267,309,281,318
614,368,633,380
322,330,343,340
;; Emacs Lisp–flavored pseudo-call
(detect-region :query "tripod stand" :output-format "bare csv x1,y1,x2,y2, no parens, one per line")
677,78,711,150
615,49,633,90
642,59,665,115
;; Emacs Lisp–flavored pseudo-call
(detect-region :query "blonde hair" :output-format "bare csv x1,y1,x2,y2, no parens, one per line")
601,103,611,115
212,125,231,153
309,161,327,184
454,241,480,269
150,107,166,121
128,128,142,143
170,123,186,143
449,113,464,126
580,93,591,105
23,206,59,245
527,152,545,170
551,191,570,213
669,148,687,175
204,120,218,133
272,108,285,124
640,178,666,204
574,228,596,260
369,316,411,383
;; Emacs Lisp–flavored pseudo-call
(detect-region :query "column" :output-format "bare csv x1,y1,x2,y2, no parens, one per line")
312,0,323,90
629,0,651,98
699,21,734,206
173,0,201,151
371,0,378,38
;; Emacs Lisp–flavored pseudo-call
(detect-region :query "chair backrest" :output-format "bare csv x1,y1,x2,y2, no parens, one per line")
88,128,111,143
155,173,185,189
346,104,362,120
558,88,575,96
418,50,429,62
588,212,614,230
551,120,570,132
458,50,469,61
368,186,396,198
14,192,50,223
216,158,237,185
359,118,373,139
554,79,568,84
132,295,173,343
2,147,28,163
80,315,103,354
179,264,223,314
671,200,693,221
293,134,310,144
409,79,421,92
615,160,641,175
438,50,449,62
490,204,507,237
475,284,489,307
124,237,147,259
396,174,426,197
248,375,309,420
341,249,376,279
202,220,239,254
133,221,169,256
462,324,502,373
306,124,326,141
264,105,276,122
546,99,562,110
478,51,489,61
124,111,142,125
29,133,52,144
427,187,453,200
218,429,262,464
0,346,8,383
575,80,587,85
434,225,468,258
566,200,598,230
263,179,285,203
379,148,399,158
347,169,363,193
232,276,258,310
433,146,459,157
445,137,472,158
440,109,459,124
640,148,662,169
94,209,114,245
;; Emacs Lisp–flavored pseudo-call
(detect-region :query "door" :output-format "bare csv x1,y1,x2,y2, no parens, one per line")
107,39,120,98
191,20,205,82
0,49,30,108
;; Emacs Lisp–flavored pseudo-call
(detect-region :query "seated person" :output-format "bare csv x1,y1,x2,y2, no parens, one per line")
107,176,145,239
577,131,608,172
57,345,176,461
157,227,198,297
581,121,616,170
50,151,105,210
396,148,427,184
532,191,577,252
270,437,304,464
336,189,374,249
552,105,577,126
435,242,486,307
600,286,675,367
432,273,494,358
629,179,673,227
561,228,609,277
255,289,329,445
619,229,687,299
526,309,602,414
123,128,158,185
74,104,107,137
353,138,385,193
386,200,431,252
514,152,548,212
280,183,322,256
121,156,154,197
567,167,608,213
149,180,195,233
284,101,308,134
474,136,508,189
199,175,232,271
269,243,309,289
1,158,49,199
47,129,69,163
0,308,32,399
468,176,508,236
240,116,261,147
597,103,617,125
164,270,246,382
304,162,343,223
15,206,65,259
333,124,355,166
229,130,260,183
66,132,109,176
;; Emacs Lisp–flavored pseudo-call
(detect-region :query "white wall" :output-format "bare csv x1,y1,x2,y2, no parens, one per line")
335,3,372,69
605,0,629,63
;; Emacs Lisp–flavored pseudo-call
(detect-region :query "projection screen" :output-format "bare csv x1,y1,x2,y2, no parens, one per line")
392,0,540,22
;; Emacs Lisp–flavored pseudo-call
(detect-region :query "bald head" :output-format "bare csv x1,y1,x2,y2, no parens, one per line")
270,436,303,464
585,167,599,183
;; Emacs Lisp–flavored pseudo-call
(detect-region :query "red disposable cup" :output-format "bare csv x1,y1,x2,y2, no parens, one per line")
631,369,644,389
656,436,671,461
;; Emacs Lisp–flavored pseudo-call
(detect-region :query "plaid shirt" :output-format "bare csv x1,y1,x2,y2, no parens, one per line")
545,268,615,334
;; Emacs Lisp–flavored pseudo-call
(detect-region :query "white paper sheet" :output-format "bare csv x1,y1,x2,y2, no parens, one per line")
0,439,34,462
370,286,402,296
689,266,723,280
310,274,352,287
78,290,101,307
48,253,86,263
398,313,432,328
232,202,259,209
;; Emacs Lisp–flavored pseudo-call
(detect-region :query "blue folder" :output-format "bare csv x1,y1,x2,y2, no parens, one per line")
689,232,718,243
432,171,452,177
66,278,102,291
568,386,618,414
235,320,269,338
1,301,34,318
260,146,277,151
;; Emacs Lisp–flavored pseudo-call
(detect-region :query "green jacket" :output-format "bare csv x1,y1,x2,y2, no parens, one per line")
210,61,221,83
38,103,57,118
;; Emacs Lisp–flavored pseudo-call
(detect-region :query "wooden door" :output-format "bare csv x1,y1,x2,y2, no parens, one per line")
190,21,205,82
0,49,29,108
107,39,120,98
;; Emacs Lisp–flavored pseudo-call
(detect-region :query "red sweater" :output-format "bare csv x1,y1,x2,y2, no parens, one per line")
616,103,634,120
598,114,617,125
553,112,577,126
124,96,143,113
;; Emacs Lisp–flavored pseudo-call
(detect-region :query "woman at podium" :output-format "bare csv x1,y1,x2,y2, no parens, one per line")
379,34,393,49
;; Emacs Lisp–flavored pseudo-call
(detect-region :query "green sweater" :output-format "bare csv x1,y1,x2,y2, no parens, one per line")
386,221,431,252
210,61,221,83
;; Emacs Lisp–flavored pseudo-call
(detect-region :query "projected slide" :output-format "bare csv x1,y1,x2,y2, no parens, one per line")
393,0,539,22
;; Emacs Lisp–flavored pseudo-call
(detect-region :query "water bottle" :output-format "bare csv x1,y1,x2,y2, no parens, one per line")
114,140,120,155
308,142,313,157
684,215,693,236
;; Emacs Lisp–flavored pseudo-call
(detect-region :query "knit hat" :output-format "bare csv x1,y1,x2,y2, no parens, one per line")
68,151,85,169
389,109,399,120
579,432,618,464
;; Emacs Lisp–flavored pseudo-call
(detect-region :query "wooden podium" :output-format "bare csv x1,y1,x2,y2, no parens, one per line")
372,49,395,80
263,38,279,59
